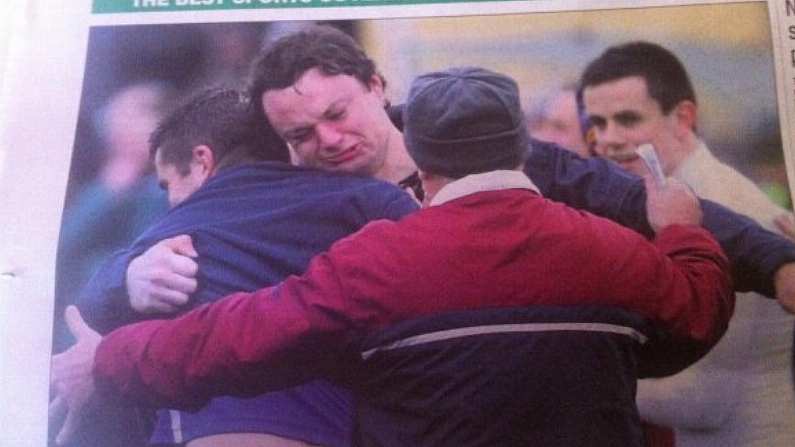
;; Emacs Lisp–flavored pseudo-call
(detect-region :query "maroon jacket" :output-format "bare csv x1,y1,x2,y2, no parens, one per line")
94,186,733,414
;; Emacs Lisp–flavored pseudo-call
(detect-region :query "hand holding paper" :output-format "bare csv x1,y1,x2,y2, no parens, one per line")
644,175,702,234
637,143,667,187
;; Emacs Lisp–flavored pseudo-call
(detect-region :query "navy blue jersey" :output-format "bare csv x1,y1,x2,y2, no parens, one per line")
80,162,417,331
78,161,418,446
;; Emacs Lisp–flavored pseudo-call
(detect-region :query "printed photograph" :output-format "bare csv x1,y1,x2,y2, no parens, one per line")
46,2,795,447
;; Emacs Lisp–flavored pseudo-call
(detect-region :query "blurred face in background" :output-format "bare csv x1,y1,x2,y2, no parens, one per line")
99,83,165,192
528,89,589,158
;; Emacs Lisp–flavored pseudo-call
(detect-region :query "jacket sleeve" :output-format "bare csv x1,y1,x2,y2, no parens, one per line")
524,139,795,297
93,229,373,410
644,225,734,344
76,248,149,334
371,184,420,221
75,205,186,334
608,224,735,377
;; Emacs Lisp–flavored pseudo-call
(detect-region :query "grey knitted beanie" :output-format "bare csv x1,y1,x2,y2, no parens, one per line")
403,66,528,178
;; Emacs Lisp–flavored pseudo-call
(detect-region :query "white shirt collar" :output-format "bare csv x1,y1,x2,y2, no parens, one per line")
672,139,711,181
429,170,541,207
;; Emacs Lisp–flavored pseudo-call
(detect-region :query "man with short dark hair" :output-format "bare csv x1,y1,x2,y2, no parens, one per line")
249,25,415,185
148,87,289,207
580,41,697,177
54,66,734,447
74,87,418,447
581,41,795,446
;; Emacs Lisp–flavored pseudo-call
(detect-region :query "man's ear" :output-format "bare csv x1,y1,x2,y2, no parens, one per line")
191,145,217,178
368,74,386,99
672,100,697,138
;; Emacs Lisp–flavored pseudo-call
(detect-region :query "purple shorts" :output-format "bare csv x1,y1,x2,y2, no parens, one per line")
149,380,352,446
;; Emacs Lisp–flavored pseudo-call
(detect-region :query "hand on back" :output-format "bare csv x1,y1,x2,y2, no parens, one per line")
127,234,199,314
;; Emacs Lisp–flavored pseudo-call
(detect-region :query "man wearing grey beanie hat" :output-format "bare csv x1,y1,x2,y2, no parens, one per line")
74,66,734,447
403,66,528,180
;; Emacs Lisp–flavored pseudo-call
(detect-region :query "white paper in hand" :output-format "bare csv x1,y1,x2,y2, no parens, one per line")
636,144,666,186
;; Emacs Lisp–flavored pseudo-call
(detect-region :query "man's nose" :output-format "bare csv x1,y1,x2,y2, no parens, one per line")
596,122,628,156
315,122,344,150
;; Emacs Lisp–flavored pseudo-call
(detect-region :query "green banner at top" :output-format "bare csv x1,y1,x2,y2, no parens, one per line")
93,0,521,14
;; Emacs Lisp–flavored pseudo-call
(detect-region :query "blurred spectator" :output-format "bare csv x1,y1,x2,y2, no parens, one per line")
51,81,172,447
198,23,266,88
524,83,590,157
55,82,171,351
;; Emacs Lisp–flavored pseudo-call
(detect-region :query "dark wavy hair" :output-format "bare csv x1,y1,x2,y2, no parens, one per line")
247,24,386,126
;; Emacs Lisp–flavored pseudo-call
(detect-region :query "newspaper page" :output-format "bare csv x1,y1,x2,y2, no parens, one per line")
1,0,795,445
